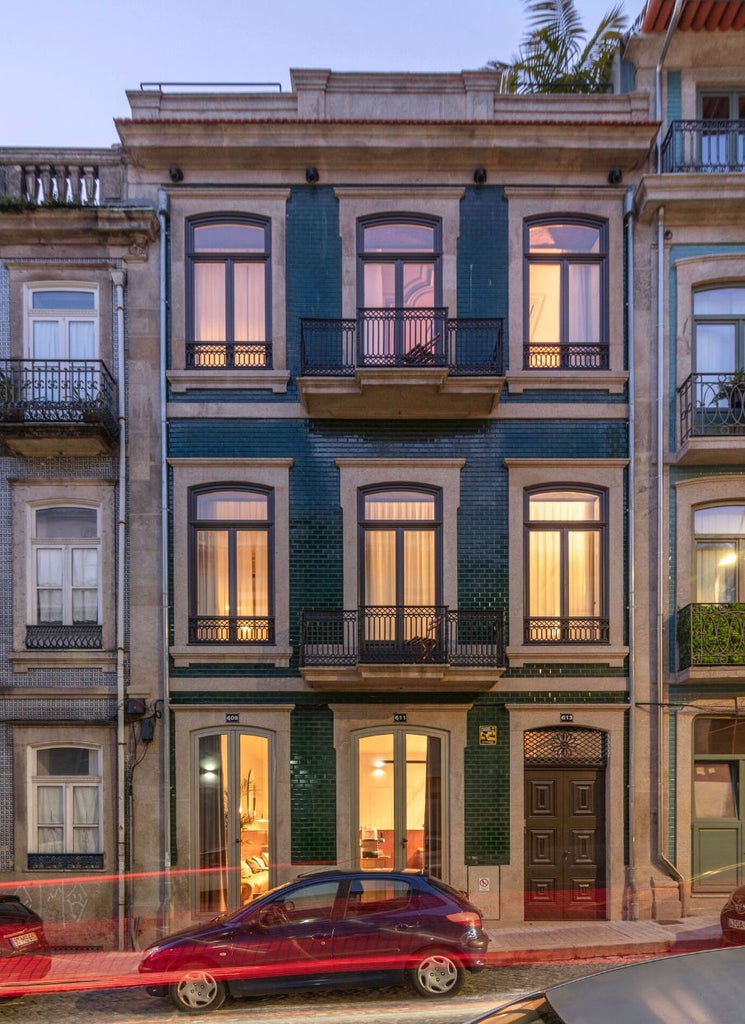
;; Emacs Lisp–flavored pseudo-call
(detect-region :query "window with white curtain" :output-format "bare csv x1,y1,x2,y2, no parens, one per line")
187,218,270,368
525,219,607,369
190,487,274,643
525,488,607,642
30,746,102,854
27,288,98,360
32,506,100,625
695,505,745,603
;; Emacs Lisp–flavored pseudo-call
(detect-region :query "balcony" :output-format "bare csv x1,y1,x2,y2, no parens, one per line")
676,373,745,464
523,342,609,370
0,360,118,456
523,616,610,644
188,616,274,644
185,341,271,369
677,603,745,672
25,624,103,650
298,308,505,418
662,120,745,174
299,606,505,691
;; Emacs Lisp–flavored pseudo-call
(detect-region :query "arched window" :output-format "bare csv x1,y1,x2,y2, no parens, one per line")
189,487,274,643
694,504,745,603
524,488,608,643
524,218,608,369
187,217,271,368
694,286,745,376
28,745,102,867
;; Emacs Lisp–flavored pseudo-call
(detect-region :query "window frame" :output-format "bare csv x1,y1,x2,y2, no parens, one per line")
185,214,272,370
523,485,609,644
30,504,101,627
188,484,275,645
694,503,745,603
28,744,103,862
523,216,609,370
356,214,443,310
25,284,99,361
693,285,745,374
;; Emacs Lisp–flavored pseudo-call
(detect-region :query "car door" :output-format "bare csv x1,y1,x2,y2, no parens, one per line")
331,876,420,975
225,879,341,993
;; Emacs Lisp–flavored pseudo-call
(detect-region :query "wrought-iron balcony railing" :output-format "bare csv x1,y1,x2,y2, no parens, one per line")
523,342,609,370
677,603,745,669
0,359,118,432
25,624,103,650
524,616,610,644
300,606,505,667
189,616,274,644
661,120,745,173
185,341,271,369
678,373,745,443
300,308,504,377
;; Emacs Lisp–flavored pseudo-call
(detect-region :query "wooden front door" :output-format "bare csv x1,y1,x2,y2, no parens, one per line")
525,768,606,920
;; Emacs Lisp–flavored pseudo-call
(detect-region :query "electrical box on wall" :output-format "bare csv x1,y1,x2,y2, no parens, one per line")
125,698,146,716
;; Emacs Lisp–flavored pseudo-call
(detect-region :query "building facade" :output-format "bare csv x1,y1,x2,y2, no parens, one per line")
1,0,743,949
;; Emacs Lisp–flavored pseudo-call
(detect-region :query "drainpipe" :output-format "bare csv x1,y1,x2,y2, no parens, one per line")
624,186,638,920
112,269,127,949
158,190,172,933
655,0,687,172
656,206,687,912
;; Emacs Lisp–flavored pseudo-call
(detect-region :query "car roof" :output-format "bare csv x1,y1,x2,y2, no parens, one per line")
294,869,427,881
545,946,745,1024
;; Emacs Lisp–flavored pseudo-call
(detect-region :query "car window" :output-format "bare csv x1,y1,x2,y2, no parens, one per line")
267,880,340,925
344,878,412,917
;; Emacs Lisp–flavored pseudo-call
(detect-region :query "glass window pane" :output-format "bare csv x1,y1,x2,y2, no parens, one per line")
194,263,226,341
696,323,736,374
529,530,561,616
68,321,96,359
529,264,560,343
696,541,737,603
695,506,745,535
694,762,737,817
364,491,435,521
694,288,745,316
403,531,435,607
32,291,95,311
236,532,268,616
32,320,60,358
36,548,63,587
567,530,601,615
72,589,98,624
363,263,396,308
363,223,435,252
529,492,601,521
198,734,229,912
358,734,394,868
695,718,745,755
702,95,731,120
197,531,229,616
36,507,97,538
364,531,397,607
568,264,600,343
196,491,268,521
402,263,435,308
238,734,270,905
529,224,600,254
37,748,93,776
233,263,266,341
194,223,266,252
72,548,98,587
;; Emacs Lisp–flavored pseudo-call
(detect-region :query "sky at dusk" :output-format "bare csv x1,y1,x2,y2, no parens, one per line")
2,0,645,149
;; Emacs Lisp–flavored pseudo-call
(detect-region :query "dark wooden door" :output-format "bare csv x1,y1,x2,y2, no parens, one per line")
524,768,606,920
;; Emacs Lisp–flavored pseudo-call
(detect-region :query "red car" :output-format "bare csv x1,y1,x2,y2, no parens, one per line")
139,869,489,1013
0,895,52,999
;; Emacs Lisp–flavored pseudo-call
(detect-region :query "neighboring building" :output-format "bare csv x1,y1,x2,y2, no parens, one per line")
1,0,741,950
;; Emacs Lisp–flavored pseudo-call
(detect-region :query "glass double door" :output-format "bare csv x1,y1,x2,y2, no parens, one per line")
357,731,444,877
196,730,271,912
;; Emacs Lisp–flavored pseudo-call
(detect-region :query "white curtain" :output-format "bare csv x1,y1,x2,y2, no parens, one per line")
568,264,599,343
194,263,226,342
72,787,99,852
36,548,63,623
71,547,99,623
197,531,229,616
37,785,64,852
234,263,266,342
697,542,737,603
529,496,601,620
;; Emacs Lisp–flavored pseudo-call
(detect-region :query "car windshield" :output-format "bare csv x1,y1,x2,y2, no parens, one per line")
474,994,565,1024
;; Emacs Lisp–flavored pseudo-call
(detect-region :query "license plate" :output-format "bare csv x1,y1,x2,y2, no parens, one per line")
9,931,38,949
726,917,745,930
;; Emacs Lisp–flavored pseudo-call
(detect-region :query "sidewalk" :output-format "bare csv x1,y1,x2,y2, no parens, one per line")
482,915,723,964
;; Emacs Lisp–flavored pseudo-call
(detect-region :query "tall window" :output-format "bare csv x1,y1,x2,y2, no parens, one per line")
357,218,442,364
29,746,102,859
700,92,745,170
187,218,270,368
525,488,607,643
359,487,441,649
190,487,274,643
525,219,607,369
31,506,99,628
695,505,745,603
694,287,745,376
27,288,98,360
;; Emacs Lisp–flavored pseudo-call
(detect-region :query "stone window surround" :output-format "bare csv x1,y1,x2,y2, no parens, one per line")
168,458,293,668
505,459,629,667
167,191,291,395
10,481,116,673
331,702,471,894
505,188,627,395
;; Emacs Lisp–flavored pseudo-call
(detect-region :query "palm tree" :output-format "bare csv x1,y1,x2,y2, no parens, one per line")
489,0,628,94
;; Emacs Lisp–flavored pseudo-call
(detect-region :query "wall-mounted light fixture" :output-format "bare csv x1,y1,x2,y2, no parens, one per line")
305,166,320,184
607,167,623,185
169,165,184,183
473,167,487,185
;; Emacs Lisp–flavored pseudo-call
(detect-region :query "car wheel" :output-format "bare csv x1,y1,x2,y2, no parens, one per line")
408,950,465,998
169,969,228,1014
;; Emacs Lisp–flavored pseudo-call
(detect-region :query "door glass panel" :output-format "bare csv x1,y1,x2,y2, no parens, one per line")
407,733,442,877
694,762,737,818
567,264,599,343
567,530,600,616
696,541,737,602
197,734,229,912
364,263,396,308
403,529,435,621
233,263,266,342
529,263,560,344
238,734,270,905
696,323,736,376
194,263,226,342
359,734,394,869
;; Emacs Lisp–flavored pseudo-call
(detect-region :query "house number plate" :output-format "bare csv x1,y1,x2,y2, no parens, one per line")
560,713,574,723
393,713,407,723
225,713,240,723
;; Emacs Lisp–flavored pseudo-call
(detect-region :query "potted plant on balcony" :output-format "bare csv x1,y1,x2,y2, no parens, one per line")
714,369,745,418
0,372,23,421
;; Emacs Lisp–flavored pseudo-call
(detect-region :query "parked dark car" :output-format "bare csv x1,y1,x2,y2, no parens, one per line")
0,895,51,999
139,869,488,1013
721,884,745,944
463,945,745,1024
